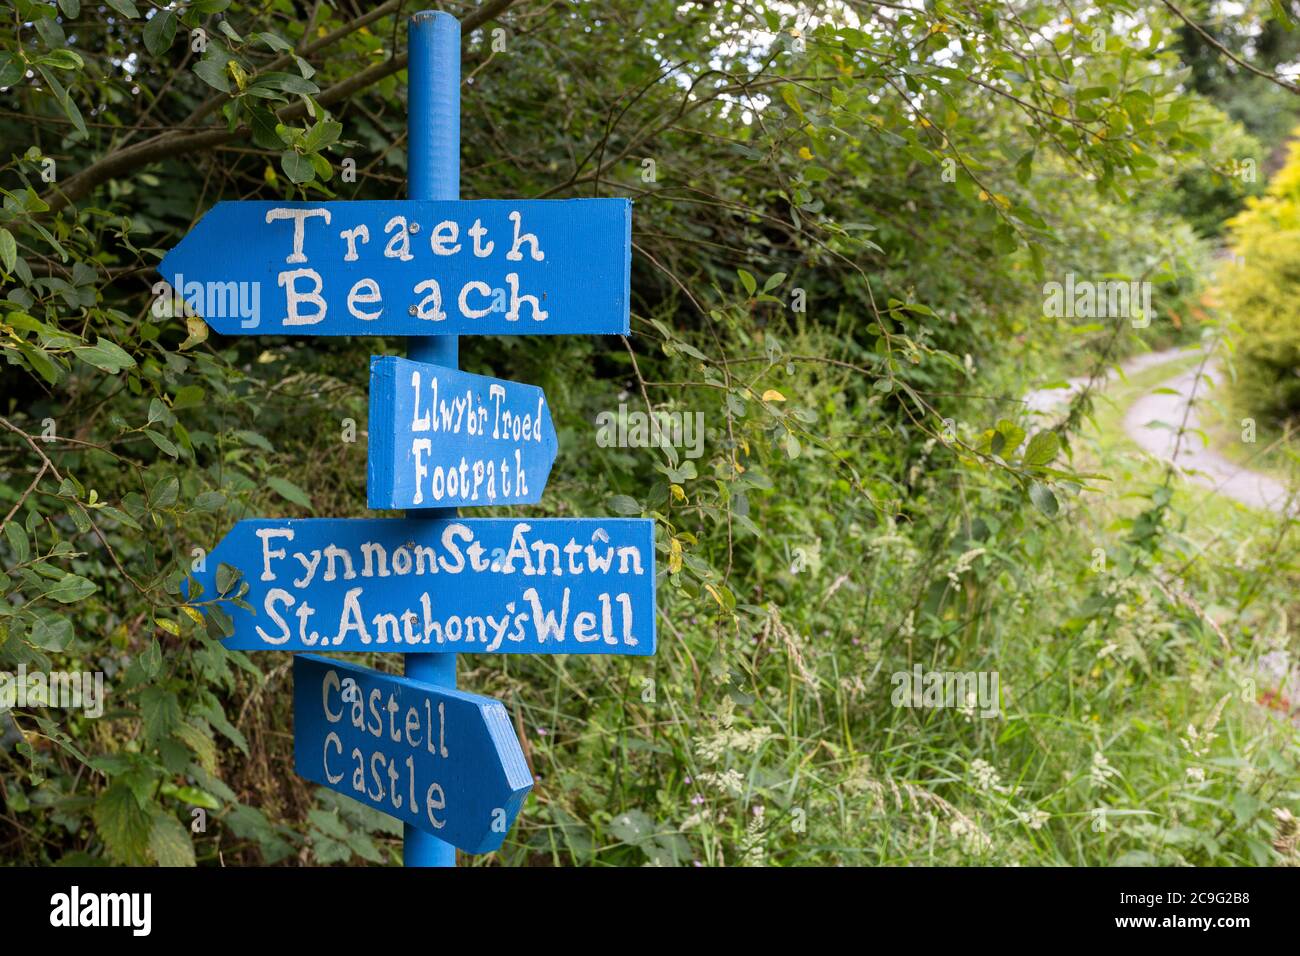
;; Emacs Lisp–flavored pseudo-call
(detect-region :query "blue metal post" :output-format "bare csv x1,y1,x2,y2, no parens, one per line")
404,9,460,868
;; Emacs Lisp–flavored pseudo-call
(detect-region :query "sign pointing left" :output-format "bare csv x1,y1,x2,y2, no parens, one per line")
192,517,656,655
157,199,631,337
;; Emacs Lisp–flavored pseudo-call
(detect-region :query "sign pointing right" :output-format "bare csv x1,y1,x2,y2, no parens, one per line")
293,654,532,854
368,356,557,510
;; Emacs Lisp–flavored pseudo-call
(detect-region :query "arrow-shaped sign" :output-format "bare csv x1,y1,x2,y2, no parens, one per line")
368,356,557,510
194,517,656,655
293,654,532,854
158,199,631,336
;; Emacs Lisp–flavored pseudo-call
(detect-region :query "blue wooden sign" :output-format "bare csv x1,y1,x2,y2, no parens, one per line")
170,10,654,866
157,199,630,336
193,517,656,655
293,654,532,854
368,356,557,510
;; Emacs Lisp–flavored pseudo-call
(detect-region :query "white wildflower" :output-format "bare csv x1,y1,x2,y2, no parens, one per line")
948,547,987,585
949,816,992,855
1090,751,1118,788
1015,807,1049,830
698,769,746,797
970,758,1002,792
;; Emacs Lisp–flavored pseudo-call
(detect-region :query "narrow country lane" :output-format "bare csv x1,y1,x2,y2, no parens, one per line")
1026,348,1297,515
1124,358,1296,515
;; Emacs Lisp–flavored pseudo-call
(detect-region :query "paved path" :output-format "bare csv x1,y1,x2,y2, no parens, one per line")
1026,348,1297,515
1123,358,1296,514
1029,348,1299,719
1022,347,1192,414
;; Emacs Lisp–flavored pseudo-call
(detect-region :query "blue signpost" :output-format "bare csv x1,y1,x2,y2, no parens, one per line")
368,356,557,510
156,198,631,336
168,10,654,868
194,517,656,655
293,655,532,854
404,9,460,868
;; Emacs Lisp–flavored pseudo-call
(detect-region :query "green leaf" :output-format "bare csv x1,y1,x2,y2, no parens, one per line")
234,430,274,452
203,703,249,756
249,72,320,96
104,0,141,17
28,614,73,651
149,475,180,508
1022,430,1060,467
1015,149,1034,185
1029,481,1059,518
268,476,311,508
17,342,61,384
1231,790,1260,825
280,150,315,184
76,338,136,374
140,637,162,678
193,490,227,512
170,785,222,810
4,521,30,563
254,31,294,53
93,782,152,865
205,608,233,639
0,228,16,273
608,494,642,515
61,96,87,140
99,505,142,530
172,385,205,409
0,54,23,88
174,721,218,773
45,573,97,604
145,429,179,458
140,687,181,745
143,9,177,56
149,810,196,867
309,153,333,181
609,808,655,845
990,419,1026,457
216,562,241,595
194,56,231,93
737,269,757,296
249,107,284,150
780,84,804,120
40,49,83,71
35,16,67,49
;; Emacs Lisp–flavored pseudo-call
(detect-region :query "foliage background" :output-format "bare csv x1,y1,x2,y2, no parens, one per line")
0,0,1298,866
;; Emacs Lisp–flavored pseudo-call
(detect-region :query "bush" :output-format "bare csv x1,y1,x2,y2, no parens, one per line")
2,1,1297,869
1220,128,1300,422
